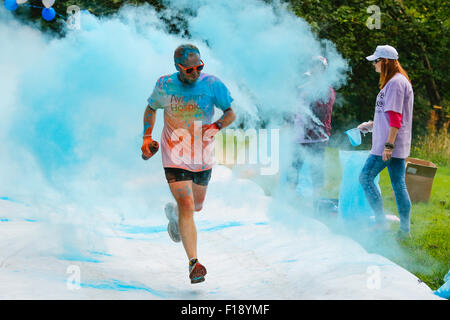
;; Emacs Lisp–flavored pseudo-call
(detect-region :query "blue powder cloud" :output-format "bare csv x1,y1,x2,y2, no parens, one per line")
1,0,348,191
0,1,349,256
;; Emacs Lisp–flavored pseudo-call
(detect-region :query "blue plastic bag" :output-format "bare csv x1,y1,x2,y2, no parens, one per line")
434,270,450,299
296,161,314,198
338,150,380,221
345,128,362,146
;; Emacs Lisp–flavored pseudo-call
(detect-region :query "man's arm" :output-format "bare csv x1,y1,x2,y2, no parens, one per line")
143,104,157,137
215,107,236,130
141,105,157,158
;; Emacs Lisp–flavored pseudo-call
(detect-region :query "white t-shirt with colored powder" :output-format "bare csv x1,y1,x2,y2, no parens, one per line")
148,73,233,171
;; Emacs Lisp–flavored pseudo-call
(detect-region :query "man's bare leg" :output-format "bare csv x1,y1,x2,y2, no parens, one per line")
168,180,197,259
192,182,208,212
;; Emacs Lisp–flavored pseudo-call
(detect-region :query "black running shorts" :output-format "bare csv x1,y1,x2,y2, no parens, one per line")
164,168,212,186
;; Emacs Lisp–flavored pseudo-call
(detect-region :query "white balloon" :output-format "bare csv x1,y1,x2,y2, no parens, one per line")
16,0,28,4
42,0,55,9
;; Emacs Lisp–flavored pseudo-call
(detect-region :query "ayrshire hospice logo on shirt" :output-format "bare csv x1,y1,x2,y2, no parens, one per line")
170,95,200,113
376,91,385,112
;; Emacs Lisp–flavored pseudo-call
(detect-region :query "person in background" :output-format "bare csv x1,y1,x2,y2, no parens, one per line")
141,44,236,283
358,45,414,240
290,56,336,206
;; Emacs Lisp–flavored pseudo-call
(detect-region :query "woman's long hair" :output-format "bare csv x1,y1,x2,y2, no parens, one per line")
379,59,411,89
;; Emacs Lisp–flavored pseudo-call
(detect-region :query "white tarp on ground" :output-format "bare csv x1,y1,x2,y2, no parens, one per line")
0,165,441,300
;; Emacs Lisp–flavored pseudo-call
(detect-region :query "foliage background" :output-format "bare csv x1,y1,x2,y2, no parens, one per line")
288,0,449,140
9,0,449,141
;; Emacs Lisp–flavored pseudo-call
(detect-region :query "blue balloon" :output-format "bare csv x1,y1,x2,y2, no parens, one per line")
4,0,18,11
42,7,56,21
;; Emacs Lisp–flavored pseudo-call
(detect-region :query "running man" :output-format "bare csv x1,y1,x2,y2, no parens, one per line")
141,44,236,283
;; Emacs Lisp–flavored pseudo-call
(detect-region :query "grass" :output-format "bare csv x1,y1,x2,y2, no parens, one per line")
376,165,450,290
410,127,450,167
377,116,450,290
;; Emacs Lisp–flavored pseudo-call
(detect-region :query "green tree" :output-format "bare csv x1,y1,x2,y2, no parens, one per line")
7,0,449,136
287,0,449,137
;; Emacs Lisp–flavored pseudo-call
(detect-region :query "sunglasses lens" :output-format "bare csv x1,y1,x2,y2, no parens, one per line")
181,61,204,74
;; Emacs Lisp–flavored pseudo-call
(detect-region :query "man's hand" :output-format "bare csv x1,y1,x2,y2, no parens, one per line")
141,136,159,160
382,148,393,162
202,123,220,140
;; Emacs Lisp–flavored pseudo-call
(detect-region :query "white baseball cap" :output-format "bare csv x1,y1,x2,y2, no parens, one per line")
366,45,399,61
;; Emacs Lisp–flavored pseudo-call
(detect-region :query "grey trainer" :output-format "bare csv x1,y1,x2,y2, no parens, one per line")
165,202,181,243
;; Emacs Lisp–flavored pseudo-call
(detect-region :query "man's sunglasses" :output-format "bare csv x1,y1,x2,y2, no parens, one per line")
178,60,204,74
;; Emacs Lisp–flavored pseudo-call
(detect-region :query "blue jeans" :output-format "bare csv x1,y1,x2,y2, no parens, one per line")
359,155,411,232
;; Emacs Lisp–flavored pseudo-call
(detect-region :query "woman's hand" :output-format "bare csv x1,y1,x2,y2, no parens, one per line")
357,121,374,133
382,148,393,161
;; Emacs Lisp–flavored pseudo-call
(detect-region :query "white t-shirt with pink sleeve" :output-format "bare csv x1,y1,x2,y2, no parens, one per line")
371,73,414,159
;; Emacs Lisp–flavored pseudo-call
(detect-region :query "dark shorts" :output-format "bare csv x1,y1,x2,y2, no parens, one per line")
164,167,212,186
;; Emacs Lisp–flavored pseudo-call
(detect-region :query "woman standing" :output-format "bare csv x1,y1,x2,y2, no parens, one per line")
358,45,414,239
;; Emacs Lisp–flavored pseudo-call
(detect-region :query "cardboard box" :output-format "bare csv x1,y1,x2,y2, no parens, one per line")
405,157,438,203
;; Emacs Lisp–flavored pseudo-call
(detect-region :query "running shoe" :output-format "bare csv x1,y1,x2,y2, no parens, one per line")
165,202,180,243
189,259,207,284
